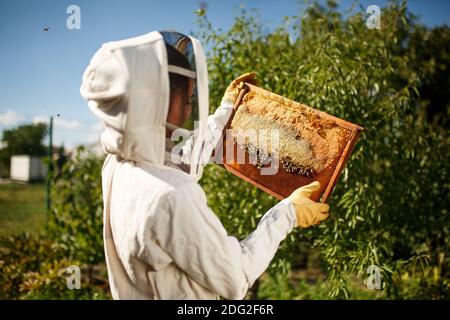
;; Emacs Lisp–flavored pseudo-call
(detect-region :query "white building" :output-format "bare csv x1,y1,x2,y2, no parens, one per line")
10,155,47,182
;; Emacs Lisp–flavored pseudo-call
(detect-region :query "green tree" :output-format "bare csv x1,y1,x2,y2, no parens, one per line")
197,0,449,299
408,25,450,128
47,147,104,266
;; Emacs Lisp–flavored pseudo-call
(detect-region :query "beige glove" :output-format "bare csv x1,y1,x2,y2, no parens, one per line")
288,181,330,228
221,72,257,106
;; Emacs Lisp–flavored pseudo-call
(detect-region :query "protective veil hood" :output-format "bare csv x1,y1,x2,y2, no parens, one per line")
80,31,209,179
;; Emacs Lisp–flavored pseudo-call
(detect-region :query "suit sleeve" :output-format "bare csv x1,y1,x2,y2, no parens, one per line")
155,181,297,300
180,101,234,168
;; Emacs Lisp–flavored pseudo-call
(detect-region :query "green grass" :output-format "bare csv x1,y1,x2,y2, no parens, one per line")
0,182,47,236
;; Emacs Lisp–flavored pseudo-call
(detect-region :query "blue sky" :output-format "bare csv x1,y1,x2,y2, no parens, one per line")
0,0,449,149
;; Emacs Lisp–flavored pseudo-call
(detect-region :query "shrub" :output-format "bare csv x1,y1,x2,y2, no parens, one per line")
0,233,110,299
196,0,449,298
47,147,104,265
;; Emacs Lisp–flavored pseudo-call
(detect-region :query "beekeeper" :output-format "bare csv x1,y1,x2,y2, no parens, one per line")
80,31,329,300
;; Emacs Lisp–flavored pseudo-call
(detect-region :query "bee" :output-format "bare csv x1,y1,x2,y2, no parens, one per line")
281,157,314,177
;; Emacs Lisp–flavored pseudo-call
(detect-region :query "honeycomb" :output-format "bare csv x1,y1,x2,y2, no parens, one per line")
230,90,349,177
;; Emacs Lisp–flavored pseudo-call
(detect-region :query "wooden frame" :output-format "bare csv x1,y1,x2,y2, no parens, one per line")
217,83,364,203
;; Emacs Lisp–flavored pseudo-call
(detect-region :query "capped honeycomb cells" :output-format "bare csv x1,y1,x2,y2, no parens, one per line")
230,91,348,177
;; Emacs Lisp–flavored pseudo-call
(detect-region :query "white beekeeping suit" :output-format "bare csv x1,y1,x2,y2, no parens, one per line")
80,31,297,300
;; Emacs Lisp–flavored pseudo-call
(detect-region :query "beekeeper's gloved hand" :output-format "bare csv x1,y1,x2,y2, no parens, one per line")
221,72,257,106
288,181,330,228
